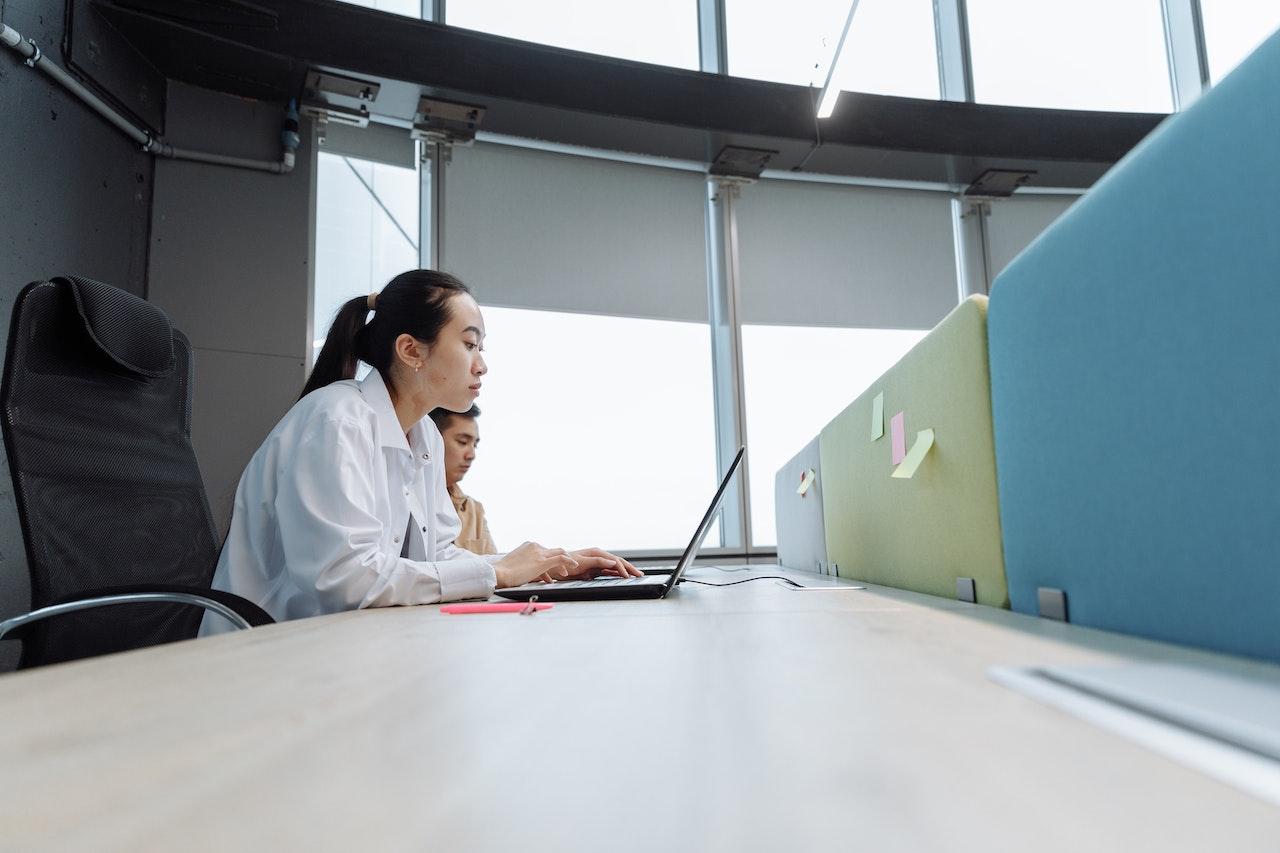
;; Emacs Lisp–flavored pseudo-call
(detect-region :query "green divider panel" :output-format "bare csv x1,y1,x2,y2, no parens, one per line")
819,296,1007,606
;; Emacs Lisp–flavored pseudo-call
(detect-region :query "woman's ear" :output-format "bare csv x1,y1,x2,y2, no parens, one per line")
393,333,424,371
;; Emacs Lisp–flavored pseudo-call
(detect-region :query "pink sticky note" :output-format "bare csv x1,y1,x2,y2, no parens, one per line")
440,602,553,614
890,411,907,465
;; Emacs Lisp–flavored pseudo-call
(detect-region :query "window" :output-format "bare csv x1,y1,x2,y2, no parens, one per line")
733,178,959,548
967,0,1173,112
742,325,926,546
440,141,715,551
458,306,718,551
726,0,940,99
313,153,419,362
446,0,700,69
1200,1,1280,82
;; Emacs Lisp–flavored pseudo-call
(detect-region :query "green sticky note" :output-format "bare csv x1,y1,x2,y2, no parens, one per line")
892,428,935,479
871,392,884,440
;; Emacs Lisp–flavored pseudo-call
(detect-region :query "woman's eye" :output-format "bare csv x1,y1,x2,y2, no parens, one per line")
464,342,477,351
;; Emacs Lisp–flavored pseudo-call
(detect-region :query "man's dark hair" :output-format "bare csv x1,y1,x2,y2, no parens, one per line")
429,404,480,433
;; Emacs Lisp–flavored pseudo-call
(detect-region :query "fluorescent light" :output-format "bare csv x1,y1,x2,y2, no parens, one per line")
816,86,842,119
815,0,862,121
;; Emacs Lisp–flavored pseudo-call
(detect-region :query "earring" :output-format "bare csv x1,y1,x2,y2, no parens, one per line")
415,363,421,373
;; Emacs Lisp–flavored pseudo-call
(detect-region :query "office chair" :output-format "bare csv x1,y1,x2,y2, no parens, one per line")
0,276,272,669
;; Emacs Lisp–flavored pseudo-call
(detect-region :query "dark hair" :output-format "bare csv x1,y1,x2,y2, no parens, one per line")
301,269,471,399
429,404,480,434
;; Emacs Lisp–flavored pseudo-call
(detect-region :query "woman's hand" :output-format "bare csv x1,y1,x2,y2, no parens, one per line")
533,547,642,582
494,541,579,588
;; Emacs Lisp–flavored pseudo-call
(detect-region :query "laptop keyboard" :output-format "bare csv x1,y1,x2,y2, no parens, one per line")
546,577,658,589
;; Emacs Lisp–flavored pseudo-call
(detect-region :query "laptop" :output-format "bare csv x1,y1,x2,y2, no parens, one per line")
494,446,745,602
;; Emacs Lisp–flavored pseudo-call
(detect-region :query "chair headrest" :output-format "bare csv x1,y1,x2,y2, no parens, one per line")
62,276,175,378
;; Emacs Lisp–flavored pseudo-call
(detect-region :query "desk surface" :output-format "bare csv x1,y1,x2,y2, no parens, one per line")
2,567,1278,852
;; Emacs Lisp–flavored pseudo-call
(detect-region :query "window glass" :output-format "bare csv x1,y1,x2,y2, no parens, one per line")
967,0,1173,112
447,0,700,69
1200,1,1280,82
741,325,926,546
313,153,419,363
727,0,940,98
459,306,720,552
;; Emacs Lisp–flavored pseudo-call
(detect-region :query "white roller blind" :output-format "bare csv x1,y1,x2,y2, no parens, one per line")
736,179,959,329
441,142,709,322
986,193,1081,279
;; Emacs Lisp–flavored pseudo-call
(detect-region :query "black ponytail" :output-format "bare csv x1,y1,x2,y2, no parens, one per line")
300,269,472,400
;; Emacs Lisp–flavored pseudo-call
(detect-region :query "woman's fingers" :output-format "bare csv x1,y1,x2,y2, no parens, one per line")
576,547,642,577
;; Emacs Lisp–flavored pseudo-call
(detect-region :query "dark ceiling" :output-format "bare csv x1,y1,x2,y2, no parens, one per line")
86,0,1168,188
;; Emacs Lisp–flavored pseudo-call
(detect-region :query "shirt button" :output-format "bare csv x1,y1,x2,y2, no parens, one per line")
421,526,427,533
393,536,401,544
422,452,430,460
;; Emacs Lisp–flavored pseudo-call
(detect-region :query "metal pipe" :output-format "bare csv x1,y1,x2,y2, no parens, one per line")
0,592,252,640
1,21,299,175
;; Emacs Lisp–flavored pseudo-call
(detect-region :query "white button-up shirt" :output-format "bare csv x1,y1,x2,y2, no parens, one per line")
200,370,500,636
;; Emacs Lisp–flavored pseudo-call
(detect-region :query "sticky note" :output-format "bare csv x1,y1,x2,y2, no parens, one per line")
871,392,884,440
890,411,906,465
797,468,816,496
892,428,935,479
441,602,553,614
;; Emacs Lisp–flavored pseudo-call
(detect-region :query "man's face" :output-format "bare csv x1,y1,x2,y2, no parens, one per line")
441,416,479,488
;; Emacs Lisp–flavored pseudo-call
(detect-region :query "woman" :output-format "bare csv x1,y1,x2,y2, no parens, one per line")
200,270,639,635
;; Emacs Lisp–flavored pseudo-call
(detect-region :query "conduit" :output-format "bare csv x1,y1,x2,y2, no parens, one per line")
1,20,299,174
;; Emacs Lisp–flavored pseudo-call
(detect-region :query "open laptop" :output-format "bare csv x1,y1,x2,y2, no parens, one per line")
494,446,745,602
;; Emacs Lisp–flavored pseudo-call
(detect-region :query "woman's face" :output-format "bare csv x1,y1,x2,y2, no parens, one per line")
425,293,487,412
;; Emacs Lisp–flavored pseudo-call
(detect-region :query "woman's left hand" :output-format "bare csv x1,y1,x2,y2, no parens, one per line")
535,547,642,582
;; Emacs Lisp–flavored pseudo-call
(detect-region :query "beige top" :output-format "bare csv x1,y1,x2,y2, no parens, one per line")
449,483,496,555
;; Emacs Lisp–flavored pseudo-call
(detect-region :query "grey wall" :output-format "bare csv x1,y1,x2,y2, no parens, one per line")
0,0,155,669
148,82,315,537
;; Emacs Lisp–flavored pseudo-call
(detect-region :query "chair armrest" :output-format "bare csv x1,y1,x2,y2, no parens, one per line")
0,584,274,641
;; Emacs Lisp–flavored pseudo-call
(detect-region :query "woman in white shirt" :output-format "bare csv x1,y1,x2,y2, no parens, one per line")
201,270,639,634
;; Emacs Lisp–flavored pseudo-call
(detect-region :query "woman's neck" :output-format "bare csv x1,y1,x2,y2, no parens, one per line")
387,381,437,437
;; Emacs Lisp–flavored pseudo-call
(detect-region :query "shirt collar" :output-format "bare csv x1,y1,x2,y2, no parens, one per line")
358,369,432,462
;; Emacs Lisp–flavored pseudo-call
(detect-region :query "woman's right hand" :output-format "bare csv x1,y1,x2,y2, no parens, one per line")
494,541,579,588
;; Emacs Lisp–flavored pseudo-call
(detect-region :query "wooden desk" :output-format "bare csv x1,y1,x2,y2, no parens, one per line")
2,567,1278,851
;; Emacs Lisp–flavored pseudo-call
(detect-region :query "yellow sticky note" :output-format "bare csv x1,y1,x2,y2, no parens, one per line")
871,392,884,440
891,429,934,479
796,468,816,496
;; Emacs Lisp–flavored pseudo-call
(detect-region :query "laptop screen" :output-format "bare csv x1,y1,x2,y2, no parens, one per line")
663,446,746,592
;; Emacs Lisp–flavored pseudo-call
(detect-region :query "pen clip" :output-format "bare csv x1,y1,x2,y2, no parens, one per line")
519,595,540,616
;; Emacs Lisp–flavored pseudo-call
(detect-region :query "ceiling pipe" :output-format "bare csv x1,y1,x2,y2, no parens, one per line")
1,20,298,174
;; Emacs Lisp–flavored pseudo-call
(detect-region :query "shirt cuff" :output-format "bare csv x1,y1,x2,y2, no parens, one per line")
438,554,497,602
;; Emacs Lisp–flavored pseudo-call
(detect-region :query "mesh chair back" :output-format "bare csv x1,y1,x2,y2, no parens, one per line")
1,277,223,667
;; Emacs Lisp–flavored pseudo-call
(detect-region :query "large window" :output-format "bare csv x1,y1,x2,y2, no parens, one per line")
459,306,717,551
727,0,940,99
967,0,1173,112
446,0,700,69
741,325,925,546
1200,1,1280,82
313,153,419,361
733,178,959,548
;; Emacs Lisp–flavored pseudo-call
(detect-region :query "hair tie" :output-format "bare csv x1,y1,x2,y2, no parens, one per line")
367,292,378,311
